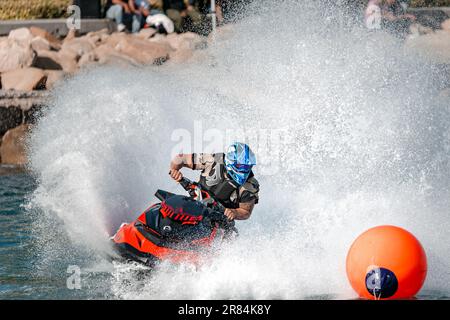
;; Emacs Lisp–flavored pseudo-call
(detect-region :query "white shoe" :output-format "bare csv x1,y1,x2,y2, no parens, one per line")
117,23,126,32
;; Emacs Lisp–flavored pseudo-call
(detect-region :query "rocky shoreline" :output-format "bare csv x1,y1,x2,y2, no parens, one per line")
0,26,213,167
1,18,450,168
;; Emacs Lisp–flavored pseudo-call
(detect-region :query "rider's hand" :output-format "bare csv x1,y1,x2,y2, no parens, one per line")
169,169,183,182
224,208,236,221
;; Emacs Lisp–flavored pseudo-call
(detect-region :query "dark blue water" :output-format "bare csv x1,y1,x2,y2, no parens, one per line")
0,170,38,299
0,169,114,299
0,169,448,299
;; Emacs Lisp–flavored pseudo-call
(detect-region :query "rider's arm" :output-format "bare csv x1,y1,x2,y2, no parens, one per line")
224,201,255,221
169,154,195,181
170,154,194,170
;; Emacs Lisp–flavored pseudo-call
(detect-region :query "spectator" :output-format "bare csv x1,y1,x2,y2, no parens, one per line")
214,0,224,26
105,0,132,32
129,0,164,32
163,0,202,33
365,0,416,37
382,0,416,37
146,13,175,34
196,0,224,25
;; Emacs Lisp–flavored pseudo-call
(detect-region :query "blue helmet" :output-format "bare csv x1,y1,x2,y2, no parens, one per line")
224,142,256,186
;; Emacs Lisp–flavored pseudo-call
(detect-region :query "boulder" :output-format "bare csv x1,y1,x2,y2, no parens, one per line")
31,36,51,51
8,27,33,45
442,19,450,32
404,30,450,64
0,39,35,73
86,28,110,46
29,26,61,50
0,106,22,136
57,49,79,73
136,28,157,40
61,36,96,58
33,52,63,70
78,52,97,68
114,36,170,65
165,33,188,50
1,67,47,91
94,44,140,67
44,70,66,89
164,33,206,63
0,124,30,165
35,49,78,74
64,28,77,42
105,32,128,48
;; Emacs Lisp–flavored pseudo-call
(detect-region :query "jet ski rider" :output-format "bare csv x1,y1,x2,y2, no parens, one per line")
169,142,259,221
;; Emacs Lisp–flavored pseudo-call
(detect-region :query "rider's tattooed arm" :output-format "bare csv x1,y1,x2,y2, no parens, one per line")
224,201,255,220
169,154,195,181
170,154,195,170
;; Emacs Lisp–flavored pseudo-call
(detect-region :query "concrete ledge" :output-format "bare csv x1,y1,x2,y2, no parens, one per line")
409,7,450,16
0,19,116,37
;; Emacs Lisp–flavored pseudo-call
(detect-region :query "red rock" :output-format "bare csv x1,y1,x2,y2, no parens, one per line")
78,52,97,68
86,28,110,46
114,36,170,65
442,19,450,32
94,44,139,67
0,124,30,165
1,68,47,91
62,36,96,58
105,32,128,48
29,26,61,50
35,49,78,74
8,27,33,44
64,28,77,42
31,36,51,51
44,70,66,89
0,39,35,73
136,28,157,40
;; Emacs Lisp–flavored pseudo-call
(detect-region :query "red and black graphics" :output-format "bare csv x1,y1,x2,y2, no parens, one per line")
160,200,203,225
111,194,224,267
110,177,236,269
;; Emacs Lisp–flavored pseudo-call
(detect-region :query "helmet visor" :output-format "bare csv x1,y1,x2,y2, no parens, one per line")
234,163,252,172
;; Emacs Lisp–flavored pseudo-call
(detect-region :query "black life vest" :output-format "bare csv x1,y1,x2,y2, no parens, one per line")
198,160,254,209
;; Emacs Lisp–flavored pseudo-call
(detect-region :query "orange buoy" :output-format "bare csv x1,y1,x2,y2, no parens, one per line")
346,225,427,300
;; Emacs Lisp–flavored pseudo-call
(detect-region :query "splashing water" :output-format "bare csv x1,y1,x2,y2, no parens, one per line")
27,1,450,299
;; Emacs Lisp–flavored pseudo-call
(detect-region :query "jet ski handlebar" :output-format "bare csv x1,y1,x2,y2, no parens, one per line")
178,177,237,233
179,177,225,211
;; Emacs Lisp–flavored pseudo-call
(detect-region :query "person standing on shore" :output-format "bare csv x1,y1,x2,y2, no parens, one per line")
169,142,259,221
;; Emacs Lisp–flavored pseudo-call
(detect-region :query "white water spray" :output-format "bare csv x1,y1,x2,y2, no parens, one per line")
28,1,450,299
